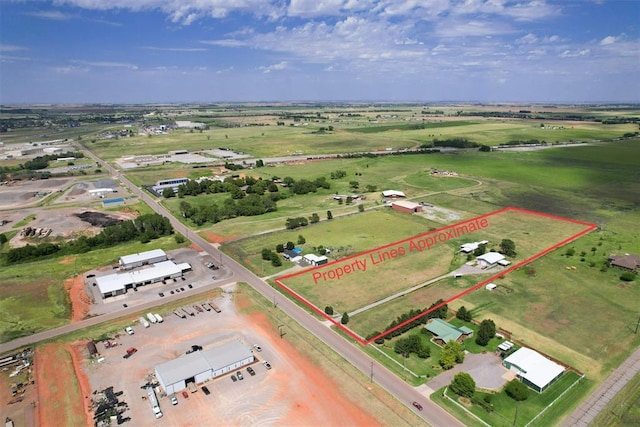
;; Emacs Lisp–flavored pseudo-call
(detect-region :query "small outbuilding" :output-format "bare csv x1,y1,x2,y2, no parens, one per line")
391,200,423,214
382,190,406,198
303,254,329,266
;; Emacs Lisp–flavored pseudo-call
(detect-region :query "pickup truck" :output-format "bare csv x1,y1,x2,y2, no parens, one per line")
123,347,137,359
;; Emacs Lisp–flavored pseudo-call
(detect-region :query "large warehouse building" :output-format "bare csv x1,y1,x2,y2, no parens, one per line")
155,341,254,395
96,260,191,298
119,249,168,270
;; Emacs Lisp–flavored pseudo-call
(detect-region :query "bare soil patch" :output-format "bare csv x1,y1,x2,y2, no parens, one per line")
202,231,227,243
64,275,91,322
35,343,89,427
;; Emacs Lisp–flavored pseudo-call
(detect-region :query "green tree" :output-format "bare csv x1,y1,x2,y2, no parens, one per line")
505,380,529,401
327,210,333,220
0,233,7,244
275,244,284,253
473,243,487,256
285,241,295,250
620,272,636,281
162,187,175,198
439,341,464,369
324,306,334,315
270,252,282,267
476,319,496,346
456,306,472,322
358,204,364,212
341,312,350,325
255,159,264,167
261,248,273,260
349,180,359,189
500,239,517,257
310,212,320,223
297,235,306,244
450,372,476,398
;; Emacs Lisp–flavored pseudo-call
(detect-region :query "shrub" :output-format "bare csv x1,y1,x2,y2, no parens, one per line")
450,372,476,397
456,306,472,322
620,272,636,282
505,380,529,401
341,312,350,325
324,306,334,315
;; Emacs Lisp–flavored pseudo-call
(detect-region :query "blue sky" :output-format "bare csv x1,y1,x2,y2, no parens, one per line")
1,0,638,104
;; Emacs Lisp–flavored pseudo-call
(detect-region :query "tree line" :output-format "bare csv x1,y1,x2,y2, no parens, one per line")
3,213,173,264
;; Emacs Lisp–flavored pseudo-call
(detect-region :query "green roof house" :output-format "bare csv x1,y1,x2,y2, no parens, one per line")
425,318,473,345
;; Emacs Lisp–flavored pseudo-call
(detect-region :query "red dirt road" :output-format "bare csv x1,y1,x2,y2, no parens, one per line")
35,343,92,427
64,275,91,322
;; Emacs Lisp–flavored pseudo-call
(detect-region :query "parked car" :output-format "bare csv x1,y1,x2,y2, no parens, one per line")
412,401,423,411
253,344,262,352
124,326,134,335
247,367,256,376
236,371,244,380
202,386,210,395
123,347,137,359
230,374,237,382
182,391,189,399
262,361,272,370
170,395,178,405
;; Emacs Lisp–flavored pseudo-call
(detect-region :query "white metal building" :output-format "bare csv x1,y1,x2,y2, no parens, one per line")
155,341,254,395
119,249,168,269
476,252,506,268
503,347,565,392
96,260,191,298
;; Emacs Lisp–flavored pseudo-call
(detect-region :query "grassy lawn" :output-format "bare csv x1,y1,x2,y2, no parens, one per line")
0,235,186,343
591,372,640,427
434,371,589,427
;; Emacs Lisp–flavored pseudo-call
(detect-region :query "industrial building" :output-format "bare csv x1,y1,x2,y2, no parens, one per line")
119,249,168,270
155,341,254,395
151,178,189,195
96,260,191,298
391,200,423,214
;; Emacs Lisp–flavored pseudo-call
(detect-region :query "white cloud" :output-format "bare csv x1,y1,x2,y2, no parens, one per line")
288,0,345,18
26,10,71,20
559,49,590,58
517,33,538,44
72,60,139,70
259,61,289,73
0,44,29,52
600,34,623,46
435,19,515,37
141,46,208,52
53,65,90,74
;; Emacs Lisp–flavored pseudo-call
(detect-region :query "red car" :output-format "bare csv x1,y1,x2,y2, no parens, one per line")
412,401,423,411
182,391,189,399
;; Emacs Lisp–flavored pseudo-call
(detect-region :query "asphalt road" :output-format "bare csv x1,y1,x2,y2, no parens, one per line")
0,143,463,426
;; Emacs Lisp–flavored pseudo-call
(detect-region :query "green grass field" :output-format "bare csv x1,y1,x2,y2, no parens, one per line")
434,372,590,427
280,208,591,335
591,372,640,427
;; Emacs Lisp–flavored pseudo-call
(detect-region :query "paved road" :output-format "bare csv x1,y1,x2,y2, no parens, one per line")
563,346,640,427
0,143,463,427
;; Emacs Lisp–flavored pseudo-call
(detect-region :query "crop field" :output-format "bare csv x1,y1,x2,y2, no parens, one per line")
276,207,594,341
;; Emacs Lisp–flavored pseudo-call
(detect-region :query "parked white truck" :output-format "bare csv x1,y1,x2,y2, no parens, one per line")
147,313,158,324
153,313,163,323
139,317,150,328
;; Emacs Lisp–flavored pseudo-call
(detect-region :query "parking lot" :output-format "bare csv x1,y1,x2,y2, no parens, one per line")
82,285,377,426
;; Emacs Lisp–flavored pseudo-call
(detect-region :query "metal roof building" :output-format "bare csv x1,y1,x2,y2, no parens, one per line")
155,341,254,395
119,249,167,269
96,260,190,298
503,347,565,392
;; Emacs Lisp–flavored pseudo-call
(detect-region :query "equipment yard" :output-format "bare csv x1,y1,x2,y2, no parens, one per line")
78,285,378,426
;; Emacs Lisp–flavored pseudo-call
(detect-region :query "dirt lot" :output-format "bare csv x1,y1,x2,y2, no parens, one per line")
82,286,379,426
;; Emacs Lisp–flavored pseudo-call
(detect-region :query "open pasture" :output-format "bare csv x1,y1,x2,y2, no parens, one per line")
277,207,594,341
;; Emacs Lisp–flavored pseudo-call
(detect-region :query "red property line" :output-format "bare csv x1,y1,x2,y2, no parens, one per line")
274,207,597,346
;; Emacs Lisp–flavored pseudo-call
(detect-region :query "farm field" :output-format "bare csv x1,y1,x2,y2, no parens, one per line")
277,207,594,339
